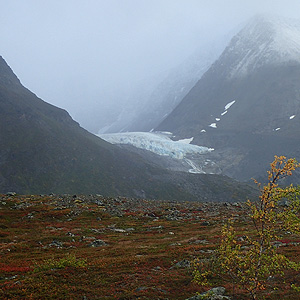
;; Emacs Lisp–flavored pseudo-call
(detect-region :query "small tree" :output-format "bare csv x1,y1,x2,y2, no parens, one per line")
193,156,300,299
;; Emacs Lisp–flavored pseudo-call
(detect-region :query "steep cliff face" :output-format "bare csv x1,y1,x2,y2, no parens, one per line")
157,16,300,181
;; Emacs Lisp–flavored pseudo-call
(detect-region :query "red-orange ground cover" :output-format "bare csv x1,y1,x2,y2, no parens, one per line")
1,194,300,299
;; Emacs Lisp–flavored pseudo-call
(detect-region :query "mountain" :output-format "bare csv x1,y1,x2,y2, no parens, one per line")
0,55,256,201
157,15,300,181
99,40,230,134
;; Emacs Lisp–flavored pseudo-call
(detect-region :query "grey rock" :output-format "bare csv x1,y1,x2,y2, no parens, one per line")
207,287,226,296
186,287,231,300
49,240,63,248
173,259,191,269
272,241,287,248
6,192,16,196
89,239,107,247
200,221,210,226
125,227,135,232
278,199,290,207
189,239,209,245
135,286,149,292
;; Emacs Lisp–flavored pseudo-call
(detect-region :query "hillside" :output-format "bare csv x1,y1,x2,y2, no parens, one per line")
1,193,300,299
157,15,300,181
0,56,256,201
99,40,228,134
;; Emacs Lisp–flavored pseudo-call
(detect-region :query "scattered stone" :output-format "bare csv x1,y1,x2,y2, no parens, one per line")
237,236,246,242
125,227,135,232
26,213,34,219
173,259,191,269
278,199,290,207
148,225,164,231
170,242,182,246
189,239,209,245
6,192,16,196
272,241,287,248
135,286,149,292
95,200,104,206
154,287,167,293
89,239,107,247
186,287,231,300
112,228,126,233
200,221,210,226
48,240,63,248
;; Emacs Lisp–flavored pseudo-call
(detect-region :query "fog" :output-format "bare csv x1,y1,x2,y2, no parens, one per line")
1,0,300,133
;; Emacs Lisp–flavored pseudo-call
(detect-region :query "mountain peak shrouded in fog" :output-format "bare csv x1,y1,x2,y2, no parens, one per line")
156,14,300,182
219,14,300,79
99,14,300,134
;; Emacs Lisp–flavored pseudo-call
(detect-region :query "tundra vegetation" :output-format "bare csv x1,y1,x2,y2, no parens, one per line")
193,156,300,299
1,157,300,299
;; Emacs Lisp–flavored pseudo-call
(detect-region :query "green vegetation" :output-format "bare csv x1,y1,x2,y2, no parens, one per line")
1,157,300,299
34,254,87,272
193,156,300,299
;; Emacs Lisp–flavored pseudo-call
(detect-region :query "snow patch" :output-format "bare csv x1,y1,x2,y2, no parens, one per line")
98,132,213,159
209,123,217,128
225,100,236,110
177,137,194,144
290,115,296,119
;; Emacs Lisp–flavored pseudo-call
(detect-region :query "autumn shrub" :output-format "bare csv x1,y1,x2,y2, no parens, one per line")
34,253,87,272
193,156,300,300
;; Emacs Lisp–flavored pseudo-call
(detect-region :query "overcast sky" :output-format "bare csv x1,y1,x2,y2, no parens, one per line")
1,0,300,132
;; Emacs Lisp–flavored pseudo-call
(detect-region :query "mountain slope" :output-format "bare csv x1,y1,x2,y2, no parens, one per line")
99,40,230,134
157,15,300,181
0,55,256,201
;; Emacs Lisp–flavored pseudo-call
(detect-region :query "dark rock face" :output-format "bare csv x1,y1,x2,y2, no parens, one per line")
157,16,300,182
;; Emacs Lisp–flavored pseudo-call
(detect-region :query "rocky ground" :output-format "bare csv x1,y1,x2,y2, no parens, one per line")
1,193,300,299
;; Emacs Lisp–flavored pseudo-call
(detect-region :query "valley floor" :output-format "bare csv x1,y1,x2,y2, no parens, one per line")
1,194,300,299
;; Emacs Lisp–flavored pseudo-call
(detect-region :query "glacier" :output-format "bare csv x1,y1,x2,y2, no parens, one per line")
98,131,213,159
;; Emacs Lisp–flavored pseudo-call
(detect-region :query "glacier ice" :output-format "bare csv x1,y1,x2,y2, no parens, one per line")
177,137,194,144
98,132,213,159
